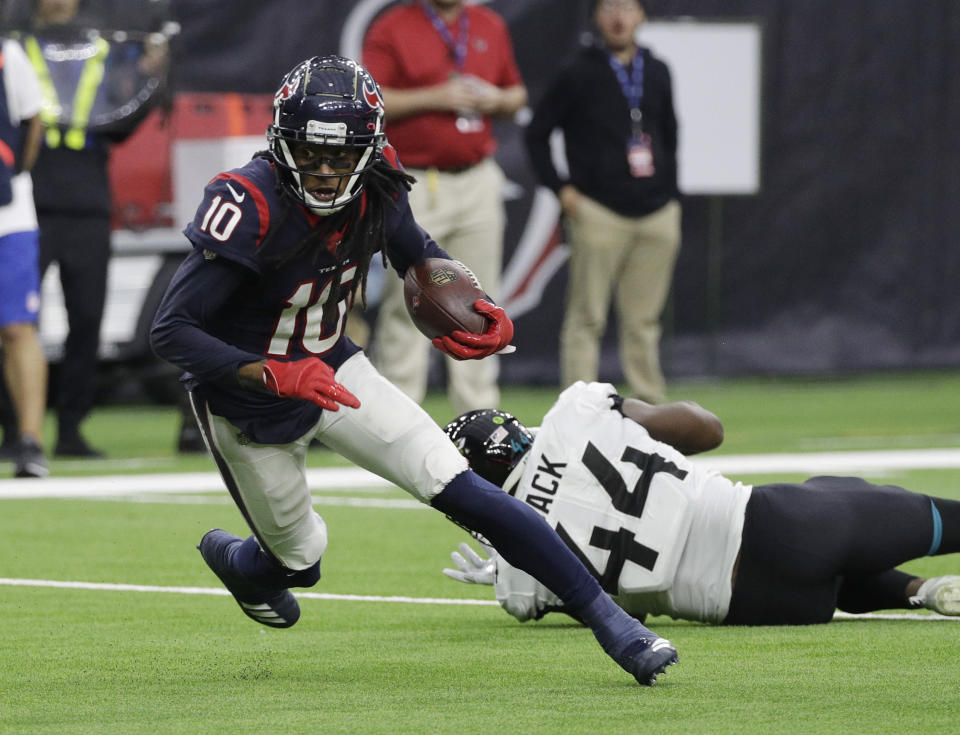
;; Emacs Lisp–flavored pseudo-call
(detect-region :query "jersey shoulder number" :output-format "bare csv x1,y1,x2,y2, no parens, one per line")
184,161,276,269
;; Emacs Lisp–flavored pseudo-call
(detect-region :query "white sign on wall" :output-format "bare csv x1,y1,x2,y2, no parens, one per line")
639,19,763,195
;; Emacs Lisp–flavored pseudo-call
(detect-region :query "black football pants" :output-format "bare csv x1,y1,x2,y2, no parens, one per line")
724,476,960,625
37,212,110,436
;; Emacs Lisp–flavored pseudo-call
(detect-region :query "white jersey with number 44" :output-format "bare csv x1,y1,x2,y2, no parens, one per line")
495,382,752,624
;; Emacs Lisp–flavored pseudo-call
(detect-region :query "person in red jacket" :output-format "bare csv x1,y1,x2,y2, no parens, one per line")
364,0,526,415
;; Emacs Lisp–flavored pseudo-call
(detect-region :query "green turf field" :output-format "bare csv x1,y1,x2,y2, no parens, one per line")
2,372,960,734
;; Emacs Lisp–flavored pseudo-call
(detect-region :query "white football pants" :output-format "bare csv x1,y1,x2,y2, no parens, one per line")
191,351,468,570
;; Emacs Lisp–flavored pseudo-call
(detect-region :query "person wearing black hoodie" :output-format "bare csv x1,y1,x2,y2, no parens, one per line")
525,0,680,404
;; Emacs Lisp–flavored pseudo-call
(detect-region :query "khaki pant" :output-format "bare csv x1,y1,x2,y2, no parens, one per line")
373,157,505,413
561,197,681,403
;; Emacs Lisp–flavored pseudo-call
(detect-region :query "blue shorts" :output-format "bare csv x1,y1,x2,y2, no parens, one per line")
0,229,41,328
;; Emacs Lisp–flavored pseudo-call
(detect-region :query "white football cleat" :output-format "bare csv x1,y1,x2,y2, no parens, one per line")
910,575,960,615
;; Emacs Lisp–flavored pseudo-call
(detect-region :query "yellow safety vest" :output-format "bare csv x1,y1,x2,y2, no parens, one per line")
22,33,110,150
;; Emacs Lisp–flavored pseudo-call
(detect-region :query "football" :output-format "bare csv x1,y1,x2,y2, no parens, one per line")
403,258,488,339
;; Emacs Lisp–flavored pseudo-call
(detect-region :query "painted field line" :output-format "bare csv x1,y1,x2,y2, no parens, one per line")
79,493,425,509
698,448,960,476
0,577,496,606
831,611,960,622
0,466,393,499
1,578,956,620
3,447,960,500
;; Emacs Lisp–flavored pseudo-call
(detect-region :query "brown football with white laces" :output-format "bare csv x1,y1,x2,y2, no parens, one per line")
403,258,487,339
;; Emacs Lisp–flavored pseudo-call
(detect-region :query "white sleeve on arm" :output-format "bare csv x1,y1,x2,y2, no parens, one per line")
4,39,43,121
493,555,563,622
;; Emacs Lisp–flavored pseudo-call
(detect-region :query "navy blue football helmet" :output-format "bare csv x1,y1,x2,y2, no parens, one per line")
444,410,534,487
268,55,386,214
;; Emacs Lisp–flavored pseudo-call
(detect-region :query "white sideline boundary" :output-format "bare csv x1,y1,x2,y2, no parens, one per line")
2,447,960,500
698,448,960,475
1,577,957,620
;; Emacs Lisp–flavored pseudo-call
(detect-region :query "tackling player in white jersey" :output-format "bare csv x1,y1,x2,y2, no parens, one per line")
443,381,960,625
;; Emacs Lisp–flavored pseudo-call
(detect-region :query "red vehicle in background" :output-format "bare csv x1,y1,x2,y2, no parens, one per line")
39,93,273,400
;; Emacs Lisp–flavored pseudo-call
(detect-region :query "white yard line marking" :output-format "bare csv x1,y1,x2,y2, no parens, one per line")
0,577,955,619
77,494,426,509
0,467,393,499
798,434,960,451
3,448,960,500
697,448,960,475
0,577,496,606
831,611,959,622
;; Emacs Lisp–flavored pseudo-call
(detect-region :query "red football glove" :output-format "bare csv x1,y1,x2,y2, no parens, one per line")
262,358,361,411
432,299,515,361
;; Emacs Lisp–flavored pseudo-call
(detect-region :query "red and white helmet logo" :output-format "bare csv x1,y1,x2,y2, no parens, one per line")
362,80,383,111
275,69,303,102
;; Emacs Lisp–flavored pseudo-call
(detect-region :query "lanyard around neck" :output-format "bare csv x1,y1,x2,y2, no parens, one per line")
608,50,645,129
420,1,470,70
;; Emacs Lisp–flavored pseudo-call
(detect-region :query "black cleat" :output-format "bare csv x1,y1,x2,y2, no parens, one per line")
617,635,678,686
197,529,300,628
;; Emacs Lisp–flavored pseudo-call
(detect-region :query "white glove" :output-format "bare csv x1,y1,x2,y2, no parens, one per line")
442,541,497,585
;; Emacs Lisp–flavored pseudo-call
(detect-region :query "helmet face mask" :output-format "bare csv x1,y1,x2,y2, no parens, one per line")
444,410,534,487
268,55,386,215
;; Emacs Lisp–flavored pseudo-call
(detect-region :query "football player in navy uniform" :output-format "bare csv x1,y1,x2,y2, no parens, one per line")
151,57,677,686
442,382,960,625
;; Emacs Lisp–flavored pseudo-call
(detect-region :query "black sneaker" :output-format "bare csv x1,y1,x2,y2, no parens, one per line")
197,529,301,628
177,423,207,454
55,434,105,458
14,437,49,478
0,438,17,461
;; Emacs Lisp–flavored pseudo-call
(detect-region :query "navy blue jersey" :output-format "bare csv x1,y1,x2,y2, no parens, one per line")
152,153,447,443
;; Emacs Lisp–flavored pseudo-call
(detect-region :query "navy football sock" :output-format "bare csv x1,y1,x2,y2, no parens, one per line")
431,470,603,610
232,535,321,590
578,592,658,658
287,561,321,589
232,535,288,589
432,471,668,670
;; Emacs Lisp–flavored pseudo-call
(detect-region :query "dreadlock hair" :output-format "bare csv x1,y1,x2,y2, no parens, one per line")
258,152,415,314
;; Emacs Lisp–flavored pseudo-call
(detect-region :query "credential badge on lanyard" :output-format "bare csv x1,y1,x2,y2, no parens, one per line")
610,51,655,178
421,0,483,134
